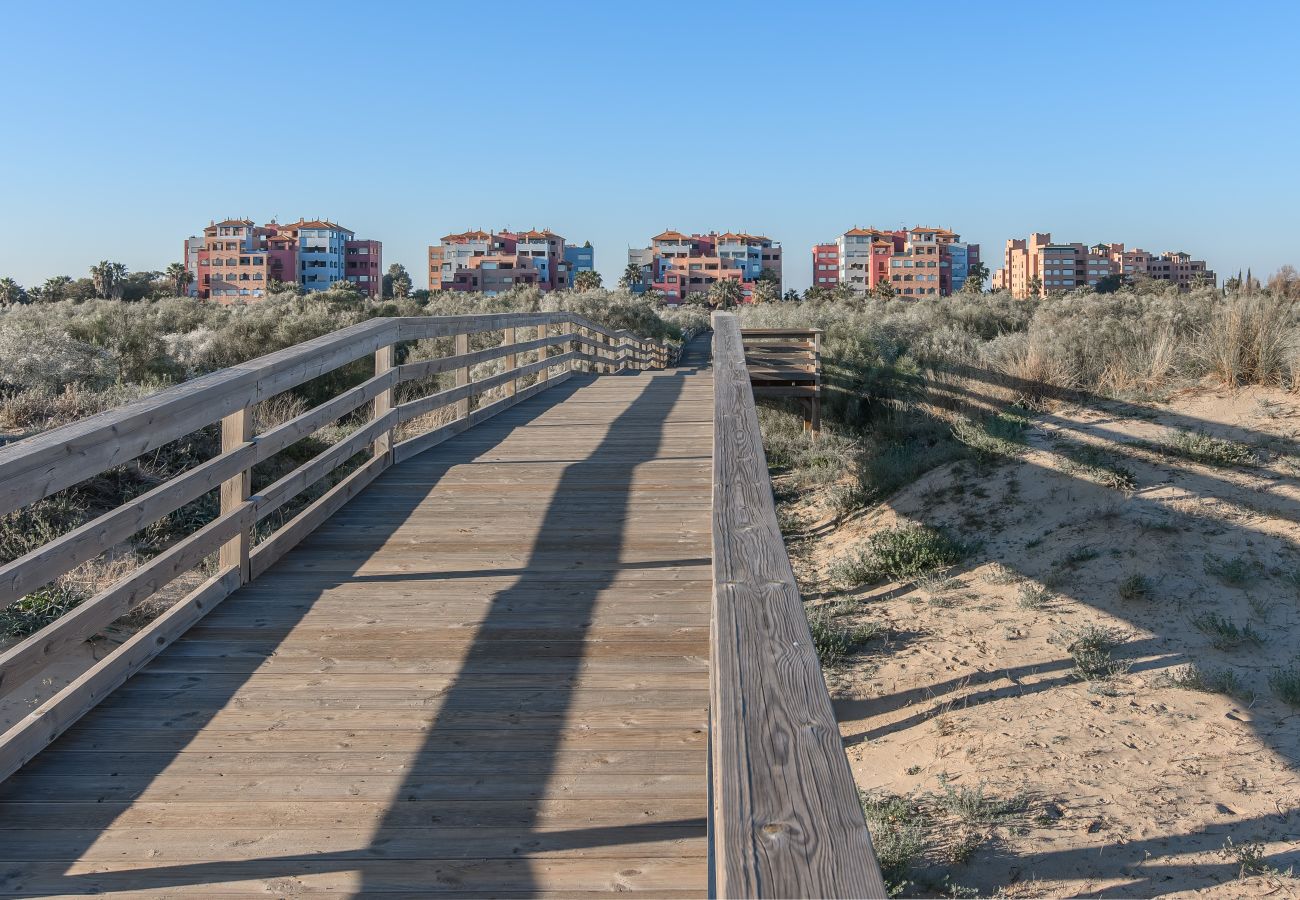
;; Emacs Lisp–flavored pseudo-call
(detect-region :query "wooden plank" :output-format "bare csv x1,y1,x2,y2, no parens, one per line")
0,857,706,894
218,407,253,580
0,825,706,861
711,312,884,899
371,343,395,462
0,796,703,829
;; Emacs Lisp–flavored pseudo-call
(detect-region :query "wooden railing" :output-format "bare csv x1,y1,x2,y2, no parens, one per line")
741,327,823,432
0,312,670,782
710,313,884,898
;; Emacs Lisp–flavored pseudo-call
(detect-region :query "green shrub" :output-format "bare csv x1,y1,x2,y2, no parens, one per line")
1269,665,1300,706
806,608,880,667
0,584,86,639
831,524,971,587
1191,612,1264,650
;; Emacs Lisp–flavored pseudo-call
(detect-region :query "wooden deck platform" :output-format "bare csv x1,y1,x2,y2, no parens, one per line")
0,353,714,896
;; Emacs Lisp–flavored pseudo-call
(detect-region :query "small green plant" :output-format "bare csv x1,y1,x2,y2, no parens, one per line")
1164,664,1244,697
933,774,1028,825
0,584,86,639
1146,429,1255,467
1203,554,1256,586
1059,625,1128,680
983,562,1022,586
1054,440,1137,491
1057,546,1100,570
1016,583,1053,610
1268,665,1300,706
830,524,971,587
1219,836,1293,879
1118,573,1153,601
859,791,927,895
1191,612,1264,650
952,411,1029,460
806,608,880,667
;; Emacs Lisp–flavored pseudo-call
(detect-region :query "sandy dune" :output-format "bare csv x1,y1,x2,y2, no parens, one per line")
793,386,1300,897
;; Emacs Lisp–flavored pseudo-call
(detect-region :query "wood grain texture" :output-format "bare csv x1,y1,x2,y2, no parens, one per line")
712,313,884,898
0,339,707,897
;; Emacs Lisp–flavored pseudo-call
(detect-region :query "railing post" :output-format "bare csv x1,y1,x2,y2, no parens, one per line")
218,408,253,584
503,326,517,397
811,330,822,435
454,331,470,419
372,343,394,463
539,322,551,385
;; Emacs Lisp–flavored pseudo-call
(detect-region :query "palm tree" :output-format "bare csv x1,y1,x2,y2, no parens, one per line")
165,262,193,297
783,289,801,302
0,277,26,305
41,275,73,302
619,263,644,289
573,270,602,291
90,260,128,299
708,278,743,310
963,261,990,293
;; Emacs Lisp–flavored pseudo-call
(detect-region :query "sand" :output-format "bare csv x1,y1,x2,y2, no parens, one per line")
790,385,1300,897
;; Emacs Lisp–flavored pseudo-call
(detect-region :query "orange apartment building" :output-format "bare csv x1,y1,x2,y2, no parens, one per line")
993,232,1214,297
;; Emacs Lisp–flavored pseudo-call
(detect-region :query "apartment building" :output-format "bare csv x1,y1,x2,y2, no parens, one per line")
627,231,781,305
811,242,840,288
992,232,1215,297
185,218,382,301
427,229,591,295
815,226,980,296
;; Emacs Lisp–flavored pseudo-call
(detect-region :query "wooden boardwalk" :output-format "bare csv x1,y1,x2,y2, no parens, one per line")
0,350,714,896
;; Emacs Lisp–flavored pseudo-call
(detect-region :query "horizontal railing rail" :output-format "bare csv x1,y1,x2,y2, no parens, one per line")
0,311,671,783
711,313,883,898
741,327,823,432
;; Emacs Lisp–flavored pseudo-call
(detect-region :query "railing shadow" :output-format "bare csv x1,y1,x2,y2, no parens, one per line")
807,359,1300,894
0,344,711,896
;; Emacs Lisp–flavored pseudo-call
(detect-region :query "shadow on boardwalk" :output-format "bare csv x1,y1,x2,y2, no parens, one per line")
0,339,713,896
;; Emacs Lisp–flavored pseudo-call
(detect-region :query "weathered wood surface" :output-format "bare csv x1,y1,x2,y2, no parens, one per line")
711,314,883,899
0,351,713,897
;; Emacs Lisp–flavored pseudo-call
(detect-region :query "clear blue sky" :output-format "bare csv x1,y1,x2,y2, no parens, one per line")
2,1,1297,291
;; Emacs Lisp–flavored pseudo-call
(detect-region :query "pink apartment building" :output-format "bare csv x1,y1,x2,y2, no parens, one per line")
428,229,589,295
814,226,979,296
186,218,382,301
628,231,782,305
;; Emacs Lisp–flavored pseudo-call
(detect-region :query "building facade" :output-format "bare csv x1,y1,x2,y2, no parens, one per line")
815,226,980,297
811,242,840,289
992,233,1215,298
185,218,382,301
428,229,588,295
627,231,781,305
565,242,595,278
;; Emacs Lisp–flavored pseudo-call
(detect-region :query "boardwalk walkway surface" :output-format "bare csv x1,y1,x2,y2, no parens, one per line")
0,342,714,897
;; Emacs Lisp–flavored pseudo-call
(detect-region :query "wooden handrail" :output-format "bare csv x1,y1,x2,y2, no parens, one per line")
710,313,883,898
0,311,671,783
